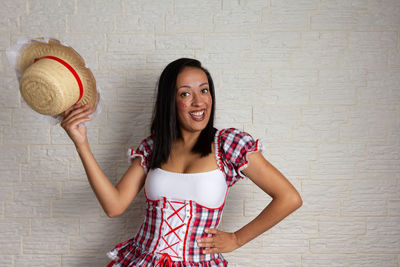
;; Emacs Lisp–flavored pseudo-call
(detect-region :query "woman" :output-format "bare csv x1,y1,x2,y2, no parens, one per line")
61,58,302,266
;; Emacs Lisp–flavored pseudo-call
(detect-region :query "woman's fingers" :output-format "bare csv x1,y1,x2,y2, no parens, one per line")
62,105,92,125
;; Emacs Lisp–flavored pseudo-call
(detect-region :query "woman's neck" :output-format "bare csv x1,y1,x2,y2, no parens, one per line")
177,129,201,150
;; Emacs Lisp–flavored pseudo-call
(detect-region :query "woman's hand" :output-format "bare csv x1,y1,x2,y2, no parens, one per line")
60,103,93,147
196,228,241,254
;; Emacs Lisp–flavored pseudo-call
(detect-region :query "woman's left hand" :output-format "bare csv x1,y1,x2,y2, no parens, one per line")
196,228,241,254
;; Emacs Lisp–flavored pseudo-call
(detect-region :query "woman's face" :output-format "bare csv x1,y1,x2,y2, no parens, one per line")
175,67,212,135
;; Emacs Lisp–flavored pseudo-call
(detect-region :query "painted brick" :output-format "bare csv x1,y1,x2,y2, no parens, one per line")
156,33,203,50
302,255,349,267
23,235,69,254
0,233,20,254
293,106,347,142
166,13,213,32
358,217,400,253
318,217,365,236
31,218,78,236
311,10,358,30
15,256,61,267
262,232,309,253
342,48,387,69
6,200,51,217
0,0,25,32
255,254,301,267
254,32,300,49
310,144,365,179
0,256,13,267
252,106,299,142
62,256,108,267
219,69,269,106
388,199,400,216
0,145,27,182
360,70,400,105
320,0,368,10
99,108,151,144
348,255,397,267
0,109,11,127
342,195,387,216
69,15,115,33
261,11,309,30
311,70,366,105
59,33,105,69
389,48,400,68
242,48,293,68
29,0,74,14
215,106,252,126
107,34,154,53
98,53,147,70
358,0,400,30
205,33,251,52
146,51,194,69
70,217,125,254
52,182,100,217
0,73,20,108
21,14,67,35
76,0,122,15
349,32,397,49
0,32,10,50
271,0,318,11
341,106,397,143
21,159,69,181
3,126,49,144
310,235,357,253
116,14,165,33
214,11,261,31
124,0,173,15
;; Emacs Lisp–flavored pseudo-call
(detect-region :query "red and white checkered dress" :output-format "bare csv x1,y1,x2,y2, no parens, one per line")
107,128,263,267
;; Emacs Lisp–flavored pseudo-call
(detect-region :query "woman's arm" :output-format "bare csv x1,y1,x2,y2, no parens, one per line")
197,151,302,253
61,103,146,218
76,144,146,218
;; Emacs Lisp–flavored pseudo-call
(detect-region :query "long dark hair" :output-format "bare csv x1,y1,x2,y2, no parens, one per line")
149,58,217,169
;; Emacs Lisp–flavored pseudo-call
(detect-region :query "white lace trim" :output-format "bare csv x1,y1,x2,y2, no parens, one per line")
127,148,148,173
237,139,265,178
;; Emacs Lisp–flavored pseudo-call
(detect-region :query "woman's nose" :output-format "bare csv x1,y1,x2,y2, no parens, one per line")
191,92,202,106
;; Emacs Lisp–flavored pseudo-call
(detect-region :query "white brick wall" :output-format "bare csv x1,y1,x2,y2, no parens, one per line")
0,0,399,266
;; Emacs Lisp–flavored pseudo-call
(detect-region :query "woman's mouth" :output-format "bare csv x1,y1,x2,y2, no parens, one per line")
189,109,206,121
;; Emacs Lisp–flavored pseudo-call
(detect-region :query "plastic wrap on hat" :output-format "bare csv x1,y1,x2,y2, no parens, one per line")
6,36,102,126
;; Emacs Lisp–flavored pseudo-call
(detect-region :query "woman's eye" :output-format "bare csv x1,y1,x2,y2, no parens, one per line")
201,88,209,94
180,92,190,97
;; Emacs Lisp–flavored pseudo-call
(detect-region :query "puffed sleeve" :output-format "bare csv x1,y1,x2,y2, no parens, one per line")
127,136,153,174
218,128,264,187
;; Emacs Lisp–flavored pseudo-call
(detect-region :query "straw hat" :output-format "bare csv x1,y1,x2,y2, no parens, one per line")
17,38,98,117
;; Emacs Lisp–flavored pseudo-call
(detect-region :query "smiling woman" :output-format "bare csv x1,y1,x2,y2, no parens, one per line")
60,58,302,267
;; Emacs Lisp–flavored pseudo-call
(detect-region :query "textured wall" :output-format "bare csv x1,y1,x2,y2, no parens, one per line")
1,0,400,266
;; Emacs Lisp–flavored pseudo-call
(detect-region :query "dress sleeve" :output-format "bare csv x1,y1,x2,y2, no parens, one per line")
127,136,153,174
218,128,264,187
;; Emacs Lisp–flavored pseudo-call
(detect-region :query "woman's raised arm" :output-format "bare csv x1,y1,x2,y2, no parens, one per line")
61,103,146,218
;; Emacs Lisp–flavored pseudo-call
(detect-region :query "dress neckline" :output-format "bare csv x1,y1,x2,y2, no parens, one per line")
154,167,220,175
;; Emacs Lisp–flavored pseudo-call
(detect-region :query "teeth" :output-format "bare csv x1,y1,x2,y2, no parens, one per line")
190,110,205,116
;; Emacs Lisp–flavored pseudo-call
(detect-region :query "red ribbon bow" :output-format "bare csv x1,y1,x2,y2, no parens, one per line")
155,253,173,267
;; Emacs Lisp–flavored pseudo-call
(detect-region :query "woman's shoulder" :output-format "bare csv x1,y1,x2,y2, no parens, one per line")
216,127,262,161
216,127,255,144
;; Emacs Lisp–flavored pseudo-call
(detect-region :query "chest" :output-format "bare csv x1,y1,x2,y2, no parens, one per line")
160,143,219,173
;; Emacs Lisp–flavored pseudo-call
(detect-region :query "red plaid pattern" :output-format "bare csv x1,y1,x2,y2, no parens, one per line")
108,128,263,266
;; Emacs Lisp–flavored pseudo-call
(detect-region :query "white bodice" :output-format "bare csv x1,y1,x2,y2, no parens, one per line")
145,168,228,209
